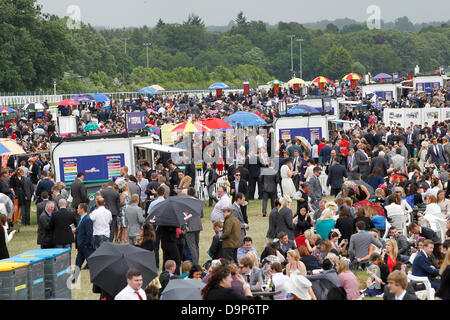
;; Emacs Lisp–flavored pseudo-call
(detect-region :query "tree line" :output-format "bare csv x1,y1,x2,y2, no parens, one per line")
0,1,448,93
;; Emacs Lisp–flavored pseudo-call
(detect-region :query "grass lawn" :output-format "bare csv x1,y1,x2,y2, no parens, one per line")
7,199,380,300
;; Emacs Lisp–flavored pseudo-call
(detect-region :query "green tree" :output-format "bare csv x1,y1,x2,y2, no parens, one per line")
325,23,339,34
318,45,353,80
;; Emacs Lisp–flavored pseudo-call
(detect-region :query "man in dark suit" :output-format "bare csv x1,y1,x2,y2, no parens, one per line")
291,149,301,190
425,138,448,166
261,165,279,217
408,223,441,244
246,152,261,200
230,170,249,224
411,239,440,289
158,260,177,295
48,199,77,248
369,151,389,177
74,203,95,270
364,129,378,149
101,180,121,242
355,143,370,181
319,142,332,165
167,160,181,196
22,175,34,226
277,231,296,258
404,127,416,159
346,148,359,180
185,188,203,266
385,270,419,300
36,191,50,220
326,156,347,197
70,172,88,210
37,201,55,249
34,170,55,200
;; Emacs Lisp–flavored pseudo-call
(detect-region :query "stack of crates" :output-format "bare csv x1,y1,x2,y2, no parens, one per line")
0,262,29,300
4,255,46,300
21,248,72,299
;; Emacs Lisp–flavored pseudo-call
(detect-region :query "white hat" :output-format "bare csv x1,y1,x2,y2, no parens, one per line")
286,273,312,300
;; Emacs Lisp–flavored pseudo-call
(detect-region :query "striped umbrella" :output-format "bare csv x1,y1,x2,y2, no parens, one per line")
267,79,284,85
0,106,17,114
0,139,26,155
287,78,306,86
312,76,333,84
342,73,362,81
171,121,211,133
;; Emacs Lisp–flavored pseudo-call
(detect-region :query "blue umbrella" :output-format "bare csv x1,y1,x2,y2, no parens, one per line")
208,82,229,90
92,93,110,103
138,87,160,95
373,73,392,80
225,111,267,127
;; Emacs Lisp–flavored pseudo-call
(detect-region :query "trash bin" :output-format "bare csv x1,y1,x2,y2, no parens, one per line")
20,248,71,299
0,262,29,300
5,255,46,300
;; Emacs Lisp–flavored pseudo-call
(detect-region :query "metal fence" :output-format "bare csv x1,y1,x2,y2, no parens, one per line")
0,88,244,106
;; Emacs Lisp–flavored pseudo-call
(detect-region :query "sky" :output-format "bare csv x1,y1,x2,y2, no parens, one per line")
37,0,450,28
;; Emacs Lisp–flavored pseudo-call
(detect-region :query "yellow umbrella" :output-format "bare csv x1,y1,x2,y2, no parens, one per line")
287,78,306,86
170,121,211,134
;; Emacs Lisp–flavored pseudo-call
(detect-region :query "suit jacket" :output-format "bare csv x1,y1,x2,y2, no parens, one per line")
274,207,295,240
232,202,246,231
124,204,145,237
230,179,249,201
75,214,95,249
35,178,55,198
261,168,278,193
36,199,49,220
346,154,359,180
266,207,279,239
101,187,121,217
279,239,297,257
348,231,382,260
355,149,370,177
425,144,447,166
23,176,34,201
306,269,341,300
37,211,53,246
394,234,411,256
326,163,347,189
412,250,440,280
383,283,418,300
309,175,322,203
420,226,441,243
369,156,389,177
241,267,263,291
48,208,77,245
70,179,88,209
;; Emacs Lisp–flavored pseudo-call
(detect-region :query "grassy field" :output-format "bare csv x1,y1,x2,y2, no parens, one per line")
7,200,377,300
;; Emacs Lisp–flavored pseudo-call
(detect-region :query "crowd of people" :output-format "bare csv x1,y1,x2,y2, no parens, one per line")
0,77,449,301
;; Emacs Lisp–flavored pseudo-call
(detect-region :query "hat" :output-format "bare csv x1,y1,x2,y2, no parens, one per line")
286,273,312,300
421,141,429,148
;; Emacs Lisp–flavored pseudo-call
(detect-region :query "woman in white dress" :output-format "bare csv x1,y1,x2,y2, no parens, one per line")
281,159,297,198
418,141,429,171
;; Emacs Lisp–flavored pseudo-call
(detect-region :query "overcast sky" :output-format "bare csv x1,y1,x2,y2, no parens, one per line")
37,0,450,28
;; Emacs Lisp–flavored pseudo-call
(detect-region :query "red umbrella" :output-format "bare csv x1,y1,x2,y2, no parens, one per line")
57,99,79,106
199,118,232,130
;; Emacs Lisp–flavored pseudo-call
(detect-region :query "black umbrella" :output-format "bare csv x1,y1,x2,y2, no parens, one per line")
87,242,158,297
146,195,204,227
160,279,205,300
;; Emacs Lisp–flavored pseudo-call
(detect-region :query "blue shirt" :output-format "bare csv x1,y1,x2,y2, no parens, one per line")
147,197,165,215
237,246,259,262
78,213,88,225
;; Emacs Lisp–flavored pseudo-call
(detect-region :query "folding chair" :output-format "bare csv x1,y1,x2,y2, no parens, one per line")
407,272,435,300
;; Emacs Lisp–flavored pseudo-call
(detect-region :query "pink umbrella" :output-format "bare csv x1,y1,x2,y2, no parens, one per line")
147,108,156,114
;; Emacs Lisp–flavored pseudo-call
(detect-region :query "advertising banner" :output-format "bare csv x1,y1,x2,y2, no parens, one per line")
423,108,440,124
279,127,322,145
126,112,146,131
59,153,125,183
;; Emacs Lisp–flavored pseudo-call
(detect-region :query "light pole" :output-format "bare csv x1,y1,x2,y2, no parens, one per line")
122,38,130,54
287,35,295,78
143,42,152,68
296,38,304,79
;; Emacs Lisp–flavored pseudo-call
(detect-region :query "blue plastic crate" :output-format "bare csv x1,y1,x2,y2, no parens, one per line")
6,256,46,300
